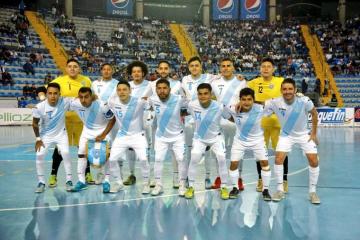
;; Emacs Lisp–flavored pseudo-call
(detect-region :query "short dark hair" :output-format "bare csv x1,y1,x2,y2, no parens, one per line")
239,87,255,99
36,86,47,95
156,78,170,88
117,80,131,89
127,61,148,77
157,60,171,68
78,87,92,95
47,82,61,92
281,78,296,88
100,63,112,70
188,56,202,65
220,57,233,64
197,83,212,92
66,58,80,66
261,57,275,66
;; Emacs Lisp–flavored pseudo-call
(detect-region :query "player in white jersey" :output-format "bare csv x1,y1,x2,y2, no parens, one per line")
184,83,230,200
91,63,120,184
181,56,219,189
148,78,188,196
122,61,152,186
226,88,272,201
211,58,247,190
32,83,73,193
69,87,115,193
104,80,151,194
263,78,320,204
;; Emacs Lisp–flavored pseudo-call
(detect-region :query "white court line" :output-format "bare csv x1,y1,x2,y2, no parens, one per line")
0,166,309,213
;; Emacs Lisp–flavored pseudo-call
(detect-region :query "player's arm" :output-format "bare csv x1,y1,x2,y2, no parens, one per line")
263,100,275,117
95,117,116,142
32,117,44,152
309,107,319,145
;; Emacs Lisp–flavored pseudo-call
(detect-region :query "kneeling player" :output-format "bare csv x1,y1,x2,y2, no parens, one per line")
226,88,271,201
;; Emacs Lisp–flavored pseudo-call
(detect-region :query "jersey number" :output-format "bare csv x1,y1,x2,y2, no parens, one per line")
116,110,123,118
195,112,201,121
155,106,160,114
258,86,263,93
187,82,193,91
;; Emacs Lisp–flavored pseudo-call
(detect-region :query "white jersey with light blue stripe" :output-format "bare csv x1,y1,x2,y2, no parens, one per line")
92,78,118,103
150,78,185,97
188,100,230,143
149,94,187,141
130,80,152,98
108,96,146,137
181,73,217,102
227,103,264,142
70,99,114,139
212,76,247,107
264,96,314,137
32,97,72,139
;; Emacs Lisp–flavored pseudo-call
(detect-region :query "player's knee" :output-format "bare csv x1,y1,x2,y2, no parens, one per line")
259,160,269,168
230,161,238,170
78,154,85,158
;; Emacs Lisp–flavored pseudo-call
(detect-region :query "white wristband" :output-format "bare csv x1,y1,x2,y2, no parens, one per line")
36,137,42,141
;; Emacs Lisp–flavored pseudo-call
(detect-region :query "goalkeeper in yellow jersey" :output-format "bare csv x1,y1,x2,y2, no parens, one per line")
48,59,94,187
247,57,289,193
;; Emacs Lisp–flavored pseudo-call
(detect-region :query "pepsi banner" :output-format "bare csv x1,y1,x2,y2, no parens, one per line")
212,0,239,20
240,0,266,20
106,0,134,17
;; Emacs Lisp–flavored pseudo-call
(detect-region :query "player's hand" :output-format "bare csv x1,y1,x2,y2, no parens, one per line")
142,97,148,101
91,94,98,101
236,74,245,81
95,134,105,142
235,102,242,113
308,133,319,145
35,140,44,152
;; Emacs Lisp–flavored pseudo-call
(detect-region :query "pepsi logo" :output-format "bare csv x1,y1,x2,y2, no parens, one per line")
111,0,129,9
245,0,262,14
217,0,234,14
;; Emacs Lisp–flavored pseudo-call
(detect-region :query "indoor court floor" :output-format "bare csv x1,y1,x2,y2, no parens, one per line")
0,126,359,240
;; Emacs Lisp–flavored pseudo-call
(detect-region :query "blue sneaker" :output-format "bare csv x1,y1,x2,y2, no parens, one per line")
71,181,88,192
103,181,110,193
65,180,73,192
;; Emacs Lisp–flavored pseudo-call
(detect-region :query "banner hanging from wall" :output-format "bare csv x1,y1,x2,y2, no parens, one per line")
240,0,266,20
106,0,134,17
212,0,239,20
308,108,354,127
0,108,33,125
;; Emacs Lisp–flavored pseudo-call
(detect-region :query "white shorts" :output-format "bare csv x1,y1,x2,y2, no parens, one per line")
276,135,318,154
38,132,69,156
231,137,268,161
154,135,185,162
109,132,148,162
192,135,226,159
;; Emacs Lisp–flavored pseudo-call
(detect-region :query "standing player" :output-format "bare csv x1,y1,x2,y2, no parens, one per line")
32,83,73,193
148,78,187,196
184,83,230,200
247,57,289,192
105,80,151,194
69,87,115,193
211,58,247,190
48,59,93,188
226,88,272,201
264,78,320,204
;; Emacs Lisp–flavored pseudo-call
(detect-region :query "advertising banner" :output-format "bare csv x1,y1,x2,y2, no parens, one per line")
354,107,360,127
308,108,354,127
212,0,239,20
106,0,134,17
0,108,33,125
240,0,266,20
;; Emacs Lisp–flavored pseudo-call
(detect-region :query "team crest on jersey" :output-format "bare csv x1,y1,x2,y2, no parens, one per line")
279,107,286,117
81,81,86,86
269,83,274,89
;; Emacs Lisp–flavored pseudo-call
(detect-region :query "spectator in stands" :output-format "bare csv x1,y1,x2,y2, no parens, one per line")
30,83,37,99
44,72,53,85
314,78,321,94
36,52,44,66
22,82,31,97
23,61,35,75
301,77,309,94
1,70,14,86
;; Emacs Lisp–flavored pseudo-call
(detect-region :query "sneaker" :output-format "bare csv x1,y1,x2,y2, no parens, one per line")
149,179,156,188
211,176,221,189
205,178,212,189
110,182,124,193
309,192,321,204
220,187,229,200
123,175,136,186
103,181,110,193
272,191,285,202
262,189,272,201
184,187,194,199
85,173,95,185
35,182,45,193
65,181,73,192
48,174,57,188
256,179,263,192
178,182,186,197
173,174,179,189
229,187,240,199
238,178,245,191
95,172,105,185
71,181,88,192
151,184,163,196
142,183,151,194
283,180,289,193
